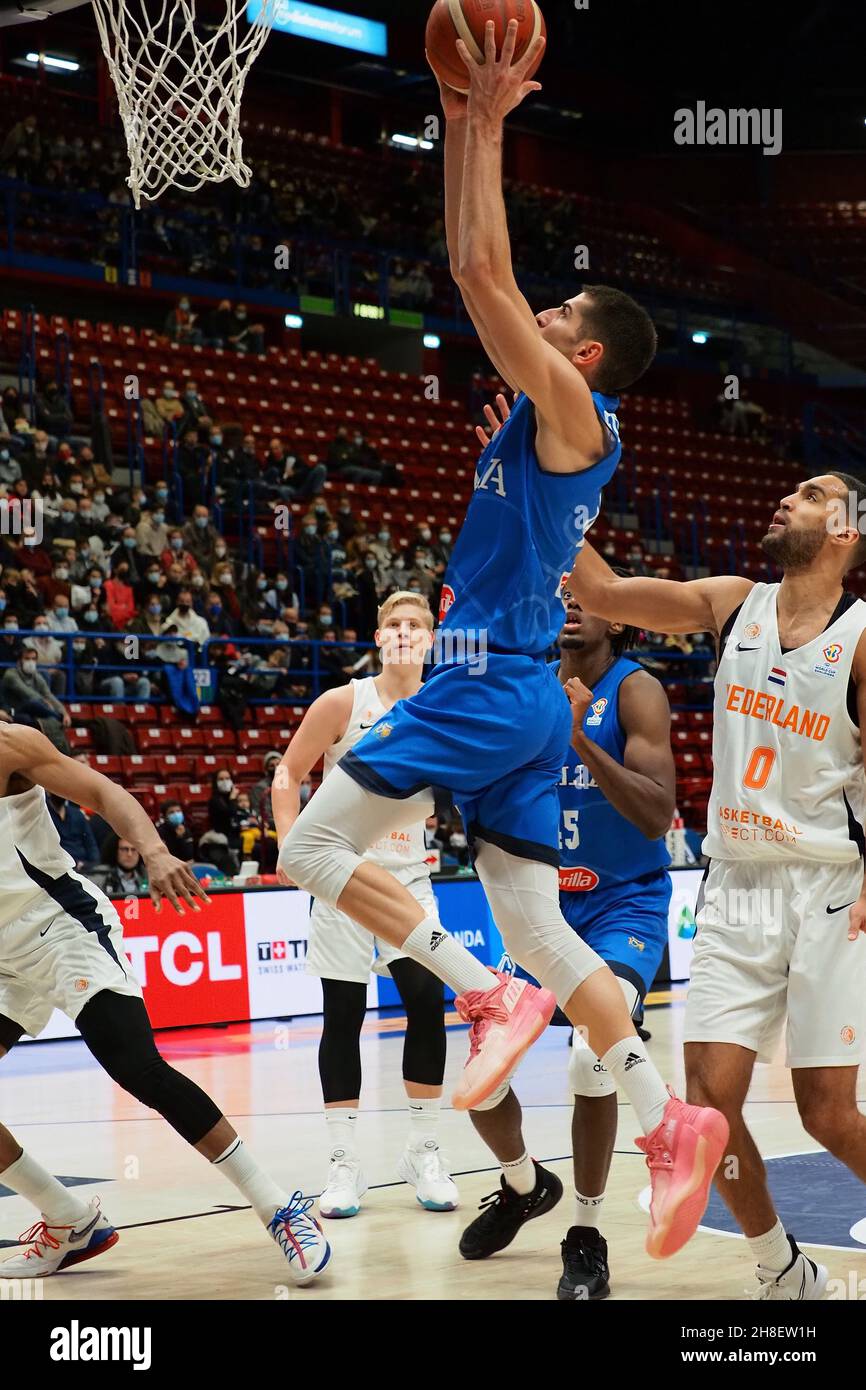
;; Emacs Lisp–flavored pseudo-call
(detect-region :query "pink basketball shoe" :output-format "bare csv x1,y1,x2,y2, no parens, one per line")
452,972,556,1111
636,1092,729,1259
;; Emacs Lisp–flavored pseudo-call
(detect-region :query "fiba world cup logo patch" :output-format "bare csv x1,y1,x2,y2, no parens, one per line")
586,697,608,727
823,642,843,663
815,641,843,678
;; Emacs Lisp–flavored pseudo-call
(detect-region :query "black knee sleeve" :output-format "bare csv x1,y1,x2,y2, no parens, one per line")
77,991,223,1146
319,978,367,1104
389,957,446,1087
0,1013,24,1053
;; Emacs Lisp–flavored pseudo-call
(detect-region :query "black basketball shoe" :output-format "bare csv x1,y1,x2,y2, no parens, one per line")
459,1162,563,1260
557,1226,611,1300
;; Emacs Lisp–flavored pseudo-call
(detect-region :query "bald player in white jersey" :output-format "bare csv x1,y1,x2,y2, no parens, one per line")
0,720,330,1285
570,470,866,1300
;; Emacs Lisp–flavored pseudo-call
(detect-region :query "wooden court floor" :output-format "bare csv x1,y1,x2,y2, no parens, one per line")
2,999,866,1302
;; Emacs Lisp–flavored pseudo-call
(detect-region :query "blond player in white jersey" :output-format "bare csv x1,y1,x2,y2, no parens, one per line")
273,593,458,1219
569,469,866,1300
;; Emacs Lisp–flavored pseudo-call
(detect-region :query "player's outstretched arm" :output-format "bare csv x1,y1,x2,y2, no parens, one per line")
569,542,754,638
564,670,676,840
454,24,604,463
0,724,206,914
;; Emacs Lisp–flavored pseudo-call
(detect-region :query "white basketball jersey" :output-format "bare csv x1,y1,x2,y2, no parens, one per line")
704,583,866,863
324,676,429,879
0,784,77,929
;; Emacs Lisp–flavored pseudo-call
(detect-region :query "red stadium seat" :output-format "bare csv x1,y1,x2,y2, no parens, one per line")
172,727,209,752
138,727,174,752
90,755,123,777
66,727,94,750
122,755,161,783
156,754,197,780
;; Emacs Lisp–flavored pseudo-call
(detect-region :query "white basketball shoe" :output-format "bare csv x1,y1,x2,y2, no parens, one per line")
268,1193,331,1285
318,1150,367,1219
754,1236,828,1300
397,1139,459,1212
0,1197,118,1277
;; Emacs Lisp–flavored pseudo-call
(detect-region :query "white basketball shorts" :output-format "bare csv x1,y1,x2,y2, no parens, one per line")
0,880,143,1040
684,857,866,1068
306,873,438,985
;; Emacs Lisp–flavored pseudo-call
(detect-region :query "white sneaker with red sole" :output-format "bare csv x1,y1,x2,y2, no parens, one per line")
0,1196,118,1277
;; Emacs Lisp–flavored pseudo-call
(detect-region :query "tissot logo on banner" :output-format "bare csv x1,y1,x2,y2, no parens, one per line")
123,895,248,1028
243,890,329,1018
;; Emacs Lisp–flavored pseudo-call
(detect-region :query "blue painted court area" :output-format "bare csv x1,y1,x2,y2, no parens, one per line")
701,1150,866,1250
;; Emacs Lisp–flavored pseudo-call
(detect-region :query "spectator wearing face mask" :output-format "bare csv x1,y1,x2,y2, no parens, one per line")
0,612,23,662
70,633,98,696
368,525,395,571
432,526,453,568
164,587,210,647
48,594,77,635
178,381,211,435
70,565,106,618
206,769,243,868
161,529,198,576
163,297,202,347
115,526,143,582
136,502,170,558
2,649,71,731
22,615,66,695
156,381,185,425
262,437,326,503
311,603,336,640
51,497,80,545
295,519,328,600
156,800,197,862
225,303,264,355
182,505,221,569
104,562,137,627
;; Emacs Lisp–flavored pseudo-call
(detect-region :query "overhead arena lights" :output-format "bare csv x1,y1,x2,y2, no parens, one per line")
423,334,441,349
390,134,434,151
284,314,304,329
691,331,710,344
25,52,80,71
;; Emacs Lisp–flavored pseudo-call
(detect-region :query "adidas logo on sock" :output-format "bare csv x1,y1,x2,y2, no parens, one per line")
623,1052,645,1072
429,930,447,951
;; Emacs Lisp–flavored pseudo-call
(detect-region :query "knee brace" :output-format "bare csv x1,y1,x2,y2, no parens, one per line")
568,1034,616,1097
567,976,642,1097
279,766,433,906
474,843,606,1005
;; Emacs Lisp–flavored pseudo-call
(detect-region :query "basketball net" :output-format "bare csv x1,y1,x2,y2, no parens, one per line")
89,0,276,208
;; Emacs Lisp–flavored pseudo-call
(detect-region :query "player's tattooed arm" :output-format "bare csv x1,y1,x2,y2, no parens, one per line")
569,542,754,637
565,670,676,840
0,724,206,915
848,633,866,940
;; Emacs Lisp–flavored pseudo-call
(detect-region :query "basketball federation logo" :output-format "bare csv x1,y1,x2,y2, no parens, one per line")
438,584,456,621
841,1025,856,1045
823,643,843,664
375,722,394,739
586,697,608,727
744,622,761,640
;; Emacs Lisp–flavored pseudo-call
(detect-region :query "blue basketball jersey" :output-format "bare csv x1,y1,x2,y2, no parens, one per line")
439,390,622,657
554,656,670,892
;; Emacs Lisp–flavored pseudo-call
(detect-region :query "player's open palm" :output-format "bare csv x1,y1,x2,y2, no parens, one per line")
428,59,468,120
475,392,514,448
848,895,866,941
457,20,544,121
146,849,210,914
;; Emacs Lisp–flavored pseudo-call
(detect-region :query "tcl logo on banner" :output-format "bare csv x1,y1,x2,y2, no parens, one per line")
121,895,249,1028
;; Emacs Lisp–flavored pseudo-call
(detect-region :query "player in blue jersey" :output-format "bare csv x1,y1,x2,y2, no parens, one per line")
459,570,676,1298
281,21,727,1261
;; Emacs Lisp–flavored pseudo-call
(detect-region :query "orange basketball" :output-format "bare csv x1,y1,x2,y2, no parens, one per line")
426,0,546,96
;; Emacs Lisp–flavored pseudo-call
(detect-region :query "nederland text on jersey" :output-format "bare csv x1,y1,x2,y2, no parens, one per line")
724,684,830,741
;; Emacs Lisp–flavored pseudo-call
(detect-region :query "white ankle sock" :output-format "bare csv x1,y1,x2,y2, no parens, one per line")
501,1151,536,1196
748,1219,791,1272
325,1108,359,1156
407,1097,440,1148
402,915,493,996
601,1037,670,1134
0,1151,91,1225
574,1189,605,1228
211,1138,288,1226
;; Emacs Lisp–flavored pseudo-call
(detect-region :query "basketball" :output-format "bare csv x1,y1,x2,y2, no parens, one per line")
425,0,546,95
